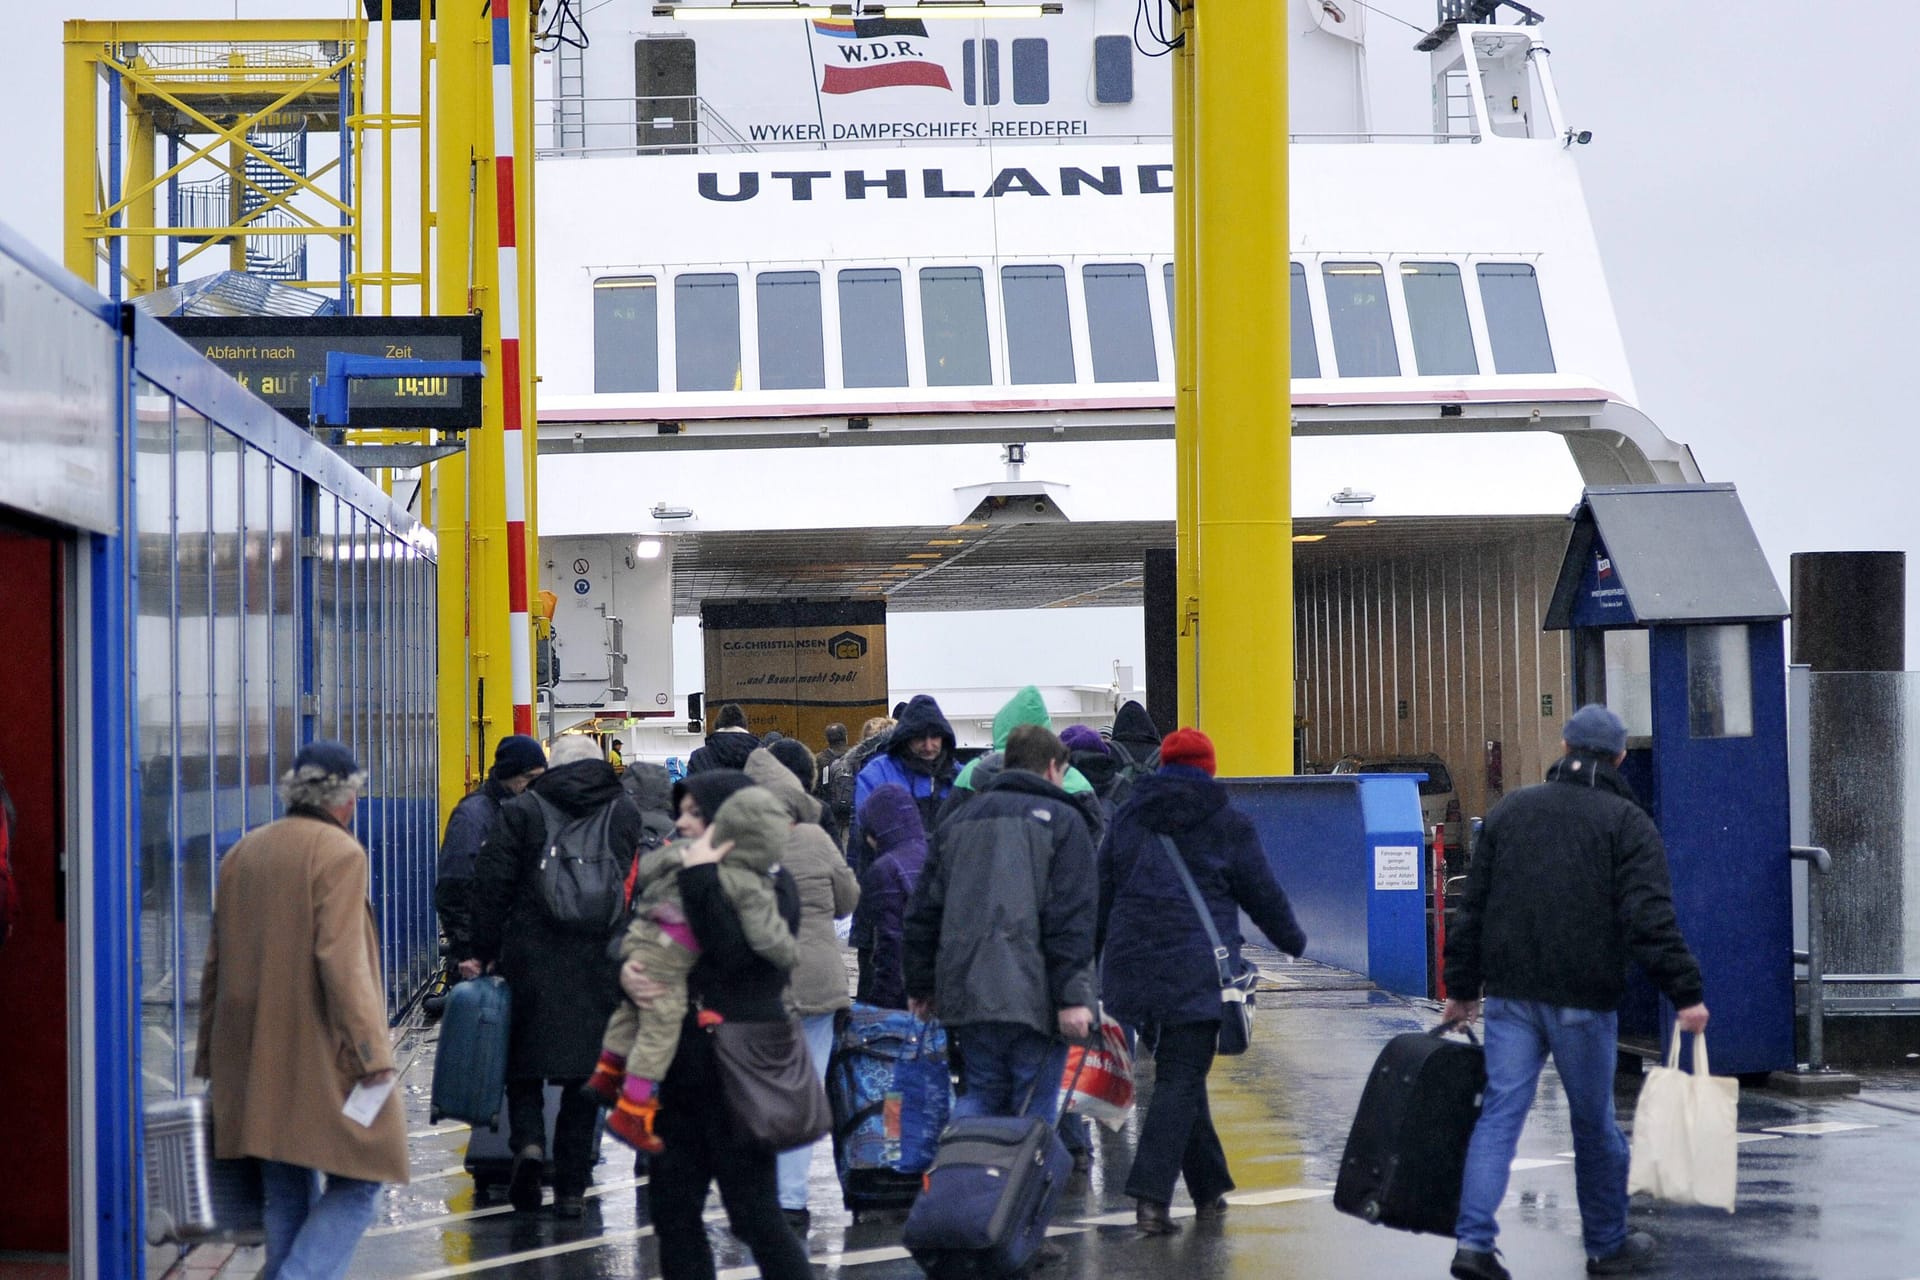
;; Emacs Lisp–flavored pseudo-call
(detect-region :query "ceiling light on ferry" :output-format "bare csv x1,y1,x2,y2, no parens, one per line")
880,2,1064,17
635,539,665,560
654,1,853,18
1293,534,1328,543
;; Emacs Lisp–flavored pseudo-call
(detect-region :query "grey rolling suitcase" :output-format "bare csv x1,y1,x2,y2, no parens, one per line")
464,1084,608,1196
144,1094,265,1246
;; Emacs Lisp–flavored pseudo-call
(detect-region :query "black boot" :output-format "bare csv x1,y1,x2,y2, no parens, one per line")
1134,1199,1179,1236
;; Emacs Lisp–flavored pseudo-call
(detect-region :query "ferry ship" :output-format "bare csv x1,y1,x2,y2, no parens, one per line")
527,0,1701,823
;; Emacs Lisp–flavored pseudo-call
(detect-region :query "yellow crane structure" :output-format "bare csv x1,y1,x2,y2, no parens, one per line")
64,7,542,825
1173,0,1294,776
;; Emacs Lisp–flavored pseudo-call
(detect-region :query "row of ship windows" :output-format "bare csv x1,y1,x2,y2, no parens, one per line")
590,260,1555,394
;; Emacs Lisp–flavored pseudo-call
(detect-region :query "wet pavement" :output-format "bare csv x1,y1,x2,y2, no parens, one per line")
187,957,1920,1279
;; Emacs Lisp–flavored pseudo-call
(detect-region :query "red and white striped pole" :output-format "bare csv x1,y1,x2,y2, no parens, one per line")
492,11,534,737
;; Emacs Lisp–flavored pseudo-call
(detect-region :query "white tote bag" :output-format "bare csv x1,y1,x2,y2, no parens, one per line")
1626,1031,1738,1212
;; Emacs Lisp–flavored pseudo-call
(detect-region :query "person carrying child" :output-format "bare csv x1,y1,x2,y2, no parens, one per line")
584,785,798,1151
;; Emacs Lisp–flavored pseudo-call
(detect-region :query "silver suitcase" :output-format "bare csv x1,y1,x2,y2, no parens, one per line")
144,1094,265,1246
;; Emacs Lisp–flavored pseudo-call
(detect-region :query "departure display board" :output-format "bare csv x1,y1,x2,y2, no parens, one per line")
160,315,484,429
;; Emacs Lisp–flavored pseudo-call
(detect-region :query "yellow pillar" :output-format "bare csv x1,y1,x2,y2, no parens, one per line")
1171,8,1198,727
126,92,157,297
1191,0,1292,774
64,25,99,285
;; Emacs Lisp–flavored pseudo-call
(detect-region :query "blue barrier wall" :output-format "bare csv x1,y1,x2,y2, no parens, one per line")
1224,775,1428,996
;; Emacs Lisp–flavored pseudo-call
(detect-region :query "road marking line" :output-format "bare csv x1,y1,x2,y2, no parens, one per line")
401,1227,654,1278
1224,1187,1334,1206
409,1165,478,1184
1509,1157,1568,1172
409,1122,473,1139
1736,1134,1784,1145
366,1177,648,1237
1762,1121,1876,1136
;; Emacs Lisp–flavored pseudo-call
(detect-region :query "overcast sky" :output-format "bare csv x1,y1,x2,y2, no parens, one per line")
10,0,1916,662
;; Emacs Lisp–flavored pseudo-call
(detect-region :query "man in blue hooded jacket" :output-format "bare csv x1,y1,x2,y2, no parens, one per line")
846,695,957,996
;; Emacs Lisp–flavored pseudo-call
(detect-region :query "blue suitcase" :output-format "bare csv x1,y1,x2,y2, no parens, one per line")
829,1005,952,1218
902,1115,1071,1279
431,976,511,1129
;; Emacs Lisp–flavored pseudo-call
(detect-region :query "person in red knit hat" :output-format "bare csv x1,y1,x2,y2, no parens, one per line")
1156,727,1217,776
1095,724,1306,1235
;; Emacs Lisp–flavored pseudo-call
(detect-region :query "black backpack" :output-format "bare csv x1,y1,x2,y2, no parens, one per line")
529,795,625,932
828,751,862,823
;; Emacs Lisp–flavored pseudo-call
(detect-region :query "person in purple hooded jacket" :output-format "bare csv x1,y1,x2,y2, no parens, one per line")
855,783,929,1011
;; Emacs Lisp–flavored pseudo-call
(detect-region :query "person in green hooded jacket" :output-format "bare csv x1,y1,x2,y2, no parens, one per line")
939,686,1108,845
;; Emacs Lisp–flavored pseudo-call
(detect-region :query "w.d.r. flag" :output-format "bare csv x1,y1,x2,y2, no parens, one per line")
812,17,952,94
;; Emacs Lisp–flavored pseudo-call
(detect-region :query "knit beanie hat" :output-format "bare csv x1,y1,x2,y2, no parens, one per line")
489,734,547,781
673,768,754,828
1563,704,1628,756
769,737,819,790
1158,727,1217,777
708,786,791,873
1059,724,1110,757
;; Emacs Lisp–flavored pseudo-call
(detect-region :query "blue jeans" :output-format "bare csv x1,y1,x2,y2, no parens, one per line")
1456,998,1630,1259
259,1160,382,1280
951,1022,1068,1124
776,1012,839,1211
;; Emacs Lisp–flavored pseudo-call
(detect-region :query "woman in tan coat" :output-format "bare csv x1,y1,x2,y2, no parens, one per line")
194,741,407,1279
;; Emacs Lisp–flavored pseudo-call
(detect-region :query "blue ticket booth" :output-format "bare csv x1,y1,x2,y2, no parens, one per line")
1544,484,1793,1075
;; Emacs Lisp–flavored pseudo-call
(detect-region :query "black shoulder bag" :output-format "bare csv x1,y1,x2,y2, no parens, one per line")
710,1017,833,1151
1154,835,1259,1056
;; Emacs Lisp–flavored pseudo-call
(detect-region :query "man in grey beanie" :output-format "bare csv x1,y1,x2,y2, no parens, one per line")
1441,705,1709,1280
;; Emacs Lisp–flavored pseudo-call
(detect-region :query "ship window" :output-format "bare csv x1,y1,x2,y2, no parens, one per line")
1401,262,1478,375
756,271,825,391
838,268,910,389
1001,265,1075,384
1083,264,1156,382
1323,262,1400,377
593,276,659,394
1291,263,1320,378
1478,262,1555,373
674,272,741,392
963,39,1001,106
1163,262,1175,354
920,266,992,386
1011,39,1050,105
1094,36,1133,104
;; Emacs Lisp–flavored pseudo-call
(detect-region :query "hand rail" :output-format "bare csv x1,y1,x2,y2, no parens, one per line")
1791,845,1831,1071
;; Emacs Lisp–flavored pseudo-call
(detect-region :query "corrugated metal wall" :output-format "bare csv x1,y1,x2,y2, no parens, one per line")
1295,518,1571,824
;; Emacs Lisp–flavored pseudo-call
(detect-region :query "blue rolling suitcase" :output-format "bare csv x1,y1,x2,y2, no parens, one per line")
828,1005,952,1219
901,1115,1071,1279
430,975,511,1129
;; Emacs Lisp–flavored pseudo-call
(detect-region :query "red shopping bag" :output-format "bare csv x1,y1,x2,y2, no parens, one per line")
1062,1014,1135,1128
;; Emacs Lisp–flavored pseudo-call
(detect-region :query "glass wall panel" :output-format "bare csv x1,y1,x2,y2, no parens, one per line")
316,495,340,740
920,266,991,387
674,272,742,392
271,465,298,781
1323,262,1400,377
1001,265,1074,384
174,403,215,1053
243,447,273,830
1082,264,1157,383
1291,263,1321,378
756,271,826,391
838,269,909,389
593,277,660,393
133,379,179,1100
209,427,245,867
1401,262,1478,375
1687,625,1754,738
1477,262,1556,373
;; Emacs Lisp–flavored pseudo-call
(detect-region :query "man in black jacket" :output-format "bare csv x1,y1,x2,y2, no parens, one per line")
436,735,546,977
1442,705,1709,1280
687,703,761,774
904,724,1096,1124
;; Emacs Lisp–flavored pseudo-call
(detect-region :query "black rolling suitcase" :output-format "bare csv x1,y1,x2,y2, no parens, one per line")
1334,1022,1486,1235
